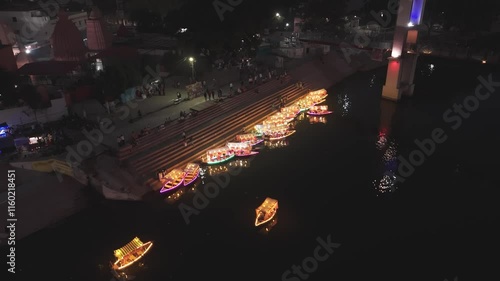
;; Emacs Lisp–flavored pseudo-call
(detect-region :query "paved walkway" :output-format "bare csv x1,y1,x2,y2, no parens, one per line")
69,68,279,148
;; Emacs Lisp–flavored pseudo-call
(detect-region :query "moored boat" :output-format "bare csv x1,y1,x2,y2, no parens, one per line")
112,237,153,270
255,197,278,226
296,97,315,111
202,147,235,165
227,142,259,157
281,105,300,116
308,89,328,102
183,163,200,186
160,169,185,193
307,105,332,116
264,127,296,141
235,133,264,146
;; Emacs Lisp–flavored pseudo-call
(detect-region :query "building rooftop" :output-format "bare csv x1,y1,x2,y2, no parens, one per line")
16,60,80,75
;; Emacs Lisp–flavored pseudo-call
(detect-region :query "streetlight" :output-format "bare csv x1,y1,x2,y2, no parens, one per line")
188,57,195,80
276,13,280,18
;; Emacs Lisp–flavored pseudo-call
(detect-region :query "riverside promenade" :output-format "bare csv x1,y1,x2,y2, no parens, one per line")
1,49,385,240
115,50,386,194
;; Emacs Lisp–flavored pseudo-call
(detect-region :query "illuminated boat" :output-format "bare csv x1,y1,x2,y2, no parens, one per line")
112,237,153,270
255,197,278,226
281,105,300,116
264,127,296,141
262,118,288,127
183,163,200,186
202,147,235,165
268,112,295,123
254,125,265,136
235,133,264,146
160,169,185,193
308,89,328,100
227,142,259,157
295,98,315,111
307,105,332,116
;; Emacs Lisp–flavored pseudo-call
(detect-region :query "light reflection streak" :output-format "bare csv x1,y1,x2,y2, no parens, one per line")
264,139,289,149
373,129,399,194
308,116,327,124
337,93,351,116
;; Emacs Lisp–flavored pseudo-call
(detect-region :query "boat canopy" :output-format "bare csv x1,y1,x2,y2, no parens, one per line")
114,237,144,259
207,147,230,154
236,134,256,140
227,142,251,149
256,197,278,213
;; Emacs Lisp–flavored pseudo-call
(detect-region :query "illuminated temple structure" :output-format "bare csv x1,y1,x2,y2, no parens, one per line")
382,0,426,101
51,11,86,61
86,6,112,52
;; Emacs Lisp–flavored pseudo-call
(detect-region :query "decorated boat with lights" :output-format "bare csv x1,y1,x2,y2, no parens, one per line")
308,89,328,102
268,112,295,123
202,147,235,165
307,105,332,116
235,133,264,146
160,169,185,193
227,142,259,157
255,197,279,226
281,105,301,116
183,163,200,186
264,127,296,141
112,237,153,270
262,117,289,127
295,97,316,111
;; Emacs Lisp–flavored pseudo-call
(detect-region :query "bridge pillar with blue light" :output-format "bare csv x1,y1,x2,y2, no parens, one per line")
382,0,426,101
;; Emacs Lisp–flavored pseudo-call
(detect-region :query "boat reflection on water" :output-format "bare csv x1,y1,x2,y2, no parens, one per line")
308,116,327,124
165,186,188,204
372,129,400,195
296,112,306,121
264,139,289,149
203,159,251,176
258,216,278,235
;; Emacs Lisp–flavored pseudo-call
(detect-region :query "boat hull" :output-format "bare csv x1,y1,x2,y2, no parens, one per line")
183,171,199,186
307,111,332,116
235,151,259,157
267,130,296,141
255,211,277,227
160,180,184,193
204,154,235,165
250,139,264,146
183,164,200,186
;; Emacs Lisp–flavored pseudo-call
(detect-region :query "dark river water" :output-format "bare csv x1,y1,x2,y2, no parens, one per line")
12,57,500,281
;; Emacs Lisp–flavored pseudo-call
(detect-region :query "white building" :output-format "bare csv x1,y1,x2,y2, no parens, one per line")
0,3,87,52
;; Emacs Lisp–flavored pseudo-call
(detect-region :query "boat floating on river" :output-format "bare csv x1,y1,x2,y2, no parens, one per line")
227,142,259,157
160,169,185,193
183,163,200,186
202,147,235,165
255,197,279,226
112,237,153,270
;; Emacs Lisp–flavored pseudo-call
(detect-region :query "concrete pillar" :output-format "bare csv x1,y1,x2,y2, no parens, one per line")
382,0,426,101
